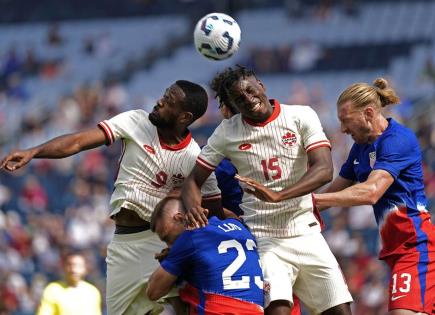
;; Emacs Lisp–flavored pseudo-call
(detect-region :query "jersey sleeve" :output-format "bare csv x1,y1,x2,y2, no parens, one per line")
196,122,227,172
97,110,143,146
36,283,58,315
373,133,417,180
299,106,331,152
160,232,195,277
339,144,358,181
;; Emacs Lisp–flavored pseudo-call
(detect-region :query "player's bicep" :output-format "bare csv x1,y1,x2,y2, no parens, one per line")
307,146,332,169
146,267,178,301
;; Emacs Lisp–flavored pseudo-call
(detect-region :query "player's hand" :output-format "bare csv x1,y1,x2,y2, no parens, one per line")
0,149,35,172
155,247,170,262
235,174,282,203
185,206,209,229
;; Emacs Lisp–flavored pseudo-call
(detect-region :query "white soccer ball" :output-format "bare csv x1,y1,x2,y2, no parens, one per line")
193,13,241,61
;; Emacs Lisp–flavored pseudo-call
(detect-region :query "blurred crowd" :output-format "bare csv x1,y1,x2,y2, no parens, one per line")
1,11,435,315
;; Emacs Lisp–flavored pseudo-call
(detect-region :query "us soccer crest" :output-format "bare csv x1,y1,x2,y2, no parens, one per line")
281,131,297,147
369,151,376,168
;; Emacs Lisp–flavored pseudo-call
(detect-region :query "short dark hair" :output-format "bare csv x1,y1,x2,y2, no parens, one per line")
175,80,208,123
150,196,185,232
210,65,257,113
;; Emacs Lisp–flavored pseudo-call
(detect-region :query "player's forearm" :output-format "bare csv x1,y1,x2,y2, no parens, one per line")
34,129,105,159
278,163,332,201
314,182,378,208
181,176,203,210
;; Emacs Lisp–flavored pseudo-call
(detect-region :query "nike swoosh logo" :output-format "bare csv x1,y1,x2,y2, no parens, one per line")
353,159,359,165
391,295,406,301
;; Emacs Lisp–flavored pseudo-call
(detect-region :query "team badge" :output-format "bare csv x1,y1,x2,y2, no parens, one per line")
281,131,297,147
171,173,185,187
369,151,376,168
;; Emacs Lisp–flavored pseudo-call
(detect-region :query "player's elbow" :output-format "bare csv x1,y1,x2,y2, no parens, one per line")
364,185,381,205
318,165,333,185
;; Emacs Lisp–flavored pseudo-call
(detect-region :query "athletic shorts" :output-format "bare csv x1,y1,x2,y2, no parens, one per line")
106,230,180,315
385,251,435,313
257,232,353,314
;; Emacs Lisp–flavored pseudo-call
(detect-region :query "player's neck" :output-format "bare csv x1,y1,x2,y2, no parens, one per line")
368,116,389,143
157,127,190,146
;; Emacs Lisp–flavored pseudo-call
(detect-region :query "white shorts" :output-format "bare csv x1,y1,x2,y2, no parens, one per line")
257,232,353,314
106,230,179,315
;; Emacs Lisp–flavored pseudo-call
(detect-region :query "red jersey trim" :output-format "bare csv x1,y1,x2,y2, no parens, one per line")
243,99,281,127
98,121,115,145
305,140,331,153
159,132,192,151
197,157,217,171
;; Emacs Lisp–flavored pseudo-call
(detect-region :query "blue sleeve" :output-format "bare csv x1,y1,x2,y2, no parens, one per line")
373,133,417,180
339,144,357,181
160,232,195,277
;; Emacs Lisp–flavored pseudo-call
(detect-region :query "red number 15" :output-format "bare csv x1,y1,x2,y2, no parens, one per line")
261,157,282,180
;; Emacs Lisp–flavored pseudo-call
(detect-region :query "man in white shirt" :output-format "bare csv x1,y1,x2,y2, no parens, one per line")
182,67,352,315
1,80,222,315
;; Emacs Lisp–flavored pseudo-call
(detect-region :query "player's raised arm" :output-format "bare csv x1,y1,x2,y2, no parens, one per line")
181,164,213,227
1,127,107,172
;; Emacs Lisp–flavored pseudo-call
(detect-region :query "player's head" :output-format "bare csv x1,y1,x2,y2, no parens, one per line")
211,66,271,122
149,80,208,129
337,78,400,144
61,251,87,286
151,196,186,246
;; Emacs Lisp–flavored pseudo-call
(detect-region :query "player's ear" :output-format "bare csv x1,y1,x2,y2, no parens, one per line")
174,212,184,223
364,105,375,121
179,112,194,125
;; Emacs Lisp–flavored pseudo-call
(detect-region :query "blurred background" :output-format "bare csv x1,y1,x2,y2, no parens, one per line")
0,0,434,314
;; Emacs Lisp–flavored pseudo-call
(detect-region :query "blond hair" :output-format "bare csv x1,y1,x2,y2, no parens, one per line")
337,78,401,110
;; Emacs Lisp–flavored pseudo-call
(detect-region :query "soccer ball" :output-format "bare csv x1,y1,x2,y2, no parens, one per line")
193,13,241,61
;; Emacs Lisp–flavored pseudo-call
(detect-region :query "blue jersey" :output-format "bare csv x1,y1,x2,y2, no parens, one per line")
340,118,433,258
161,217,264,310
215,159,243,216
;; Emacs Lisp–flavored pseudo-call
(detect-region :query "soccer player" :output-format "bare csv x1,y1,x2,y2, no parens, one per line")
313,78,435,315
182,66,353,315
1,80,223,315
37,251,102,315
147,196,264,314
210,72,302,315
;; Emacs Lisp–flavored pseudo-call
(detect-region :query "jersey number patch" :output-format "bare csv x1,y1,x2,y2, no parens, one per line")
217,239,263,290
261,157,282,180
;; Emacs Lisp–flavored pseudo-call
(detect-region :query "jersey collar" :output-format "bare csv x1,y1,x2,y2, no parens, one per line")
159,131,192,151
243,99,281,127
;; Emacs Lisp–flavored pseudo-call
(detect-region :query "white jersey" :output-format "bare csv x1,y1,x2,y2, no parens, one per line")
197,100,330,238
98,109,221,222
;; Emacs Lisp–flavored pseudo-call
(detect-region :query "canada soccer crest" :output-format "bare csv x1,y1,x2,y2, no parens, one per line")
281,131,297,147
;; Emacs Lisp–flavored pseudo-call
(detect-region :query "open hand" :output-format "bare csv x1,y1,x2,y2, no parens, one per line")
235,174,282,203
1,149,35,171
185,206,209,229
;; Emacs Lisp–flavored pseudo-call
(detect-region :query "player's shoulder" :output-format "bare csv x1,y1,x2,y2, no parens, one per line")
280,103,316,115
44,281,67,294
80,281,101,294
381,118,418,146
